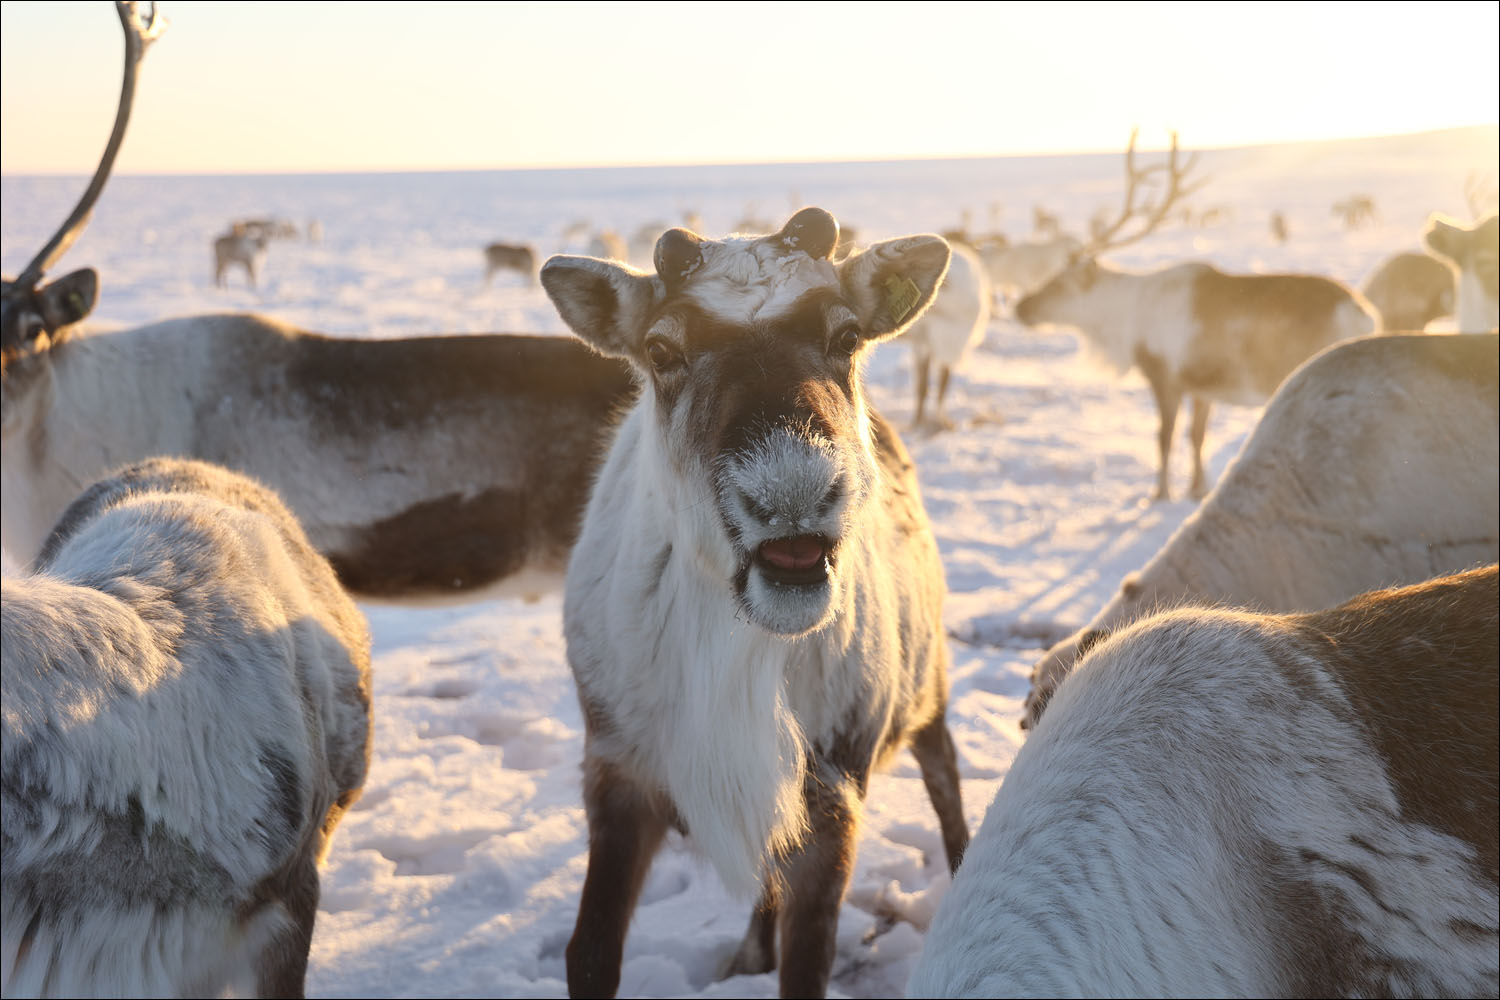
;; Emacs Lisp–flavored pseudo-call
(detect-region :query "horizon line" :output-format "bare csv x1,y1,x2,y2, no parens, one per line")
3,122,1496,180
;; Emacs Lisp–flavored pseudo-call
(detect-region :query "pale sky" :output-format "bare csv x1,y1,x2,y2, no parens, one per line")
2,1,1497,174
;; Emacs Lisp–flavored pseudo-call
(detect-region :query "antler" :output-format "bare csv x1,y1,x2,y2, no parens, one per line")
13,2,167,290
1078,128,1209,259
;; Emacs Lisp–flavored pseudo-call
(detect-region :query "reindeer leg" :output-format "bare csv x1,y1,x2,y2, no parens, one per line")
567,759,670,999
912,353,931,429
935,365,955,430
777,776,860,999
909,711,969,875
1136,349,1181,501
253,855,319,999
1188,395,1212,499
726,880,780,977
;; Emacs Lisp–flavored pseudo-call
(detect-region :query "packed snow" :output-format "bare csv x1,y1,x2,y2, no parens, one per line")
2,125,1495,998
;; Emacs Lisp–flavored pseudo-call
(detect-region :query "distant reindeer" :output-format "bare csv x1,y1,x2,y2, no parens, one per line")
1361,250,1455,331
2,456,373,999
214,223,270,290
482,241,537,286
587,229,628,262
542,208,969,999
1,11,637,605
237,216,299,241
1014,132,1374,500
1023,332,1499,730
914,565,1499,998
903,240,993,430
1269,210,1289,244
1333,193,1379,229
978,235,1081,306
1424,212,1499,332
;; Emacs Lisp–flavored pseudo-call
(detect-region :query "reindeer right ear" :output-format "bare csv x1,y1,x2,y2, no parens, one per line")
541,255,659,359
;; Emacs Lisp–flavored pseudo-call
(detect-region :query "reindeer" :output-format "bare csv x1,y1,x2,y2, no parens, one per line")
1022,332,1499,730
483,241,537,286
587,229,629,262
903,240,993,431
541,208,970,999
1424,212,1499,332
1361,250,1455,331
1,5,637,605
1269,209,1289,244
213,222,270,290
1333,193,1379,229
2,457,373,999
1014,133,1376,500
912,565,1499,998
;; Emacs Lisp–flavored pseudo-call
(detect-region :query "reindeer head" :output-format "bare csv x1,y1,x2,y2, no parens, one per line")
543,208,949,636
1014,256,1102,327
1,270,99,374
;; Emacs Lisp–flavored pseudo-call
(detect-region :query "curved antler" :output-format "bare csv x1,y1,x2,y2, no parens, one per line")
1077,128,1209,259
14,1,166,290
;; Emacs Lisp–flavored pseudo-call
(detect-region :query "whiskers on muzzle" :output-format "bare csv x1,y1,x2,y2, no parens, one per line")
719,427,864,636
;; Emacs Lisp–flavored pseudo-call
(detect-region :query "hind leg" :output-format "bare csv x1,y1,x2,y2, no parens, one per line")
910,711,969,874
1137,350,1182,501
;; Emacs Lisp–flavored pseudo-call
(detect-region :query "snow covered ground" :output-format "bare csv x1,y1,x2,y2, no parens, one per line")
2,125,1496,998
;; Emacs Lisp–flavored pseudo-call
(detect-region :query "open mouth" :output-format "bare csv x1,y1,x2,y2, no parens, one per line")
754,534,833,586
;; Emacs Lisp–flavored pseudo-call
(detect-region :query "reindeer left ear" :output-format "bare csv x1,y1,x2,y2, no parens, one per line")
838,236,950,339
38,268,98,332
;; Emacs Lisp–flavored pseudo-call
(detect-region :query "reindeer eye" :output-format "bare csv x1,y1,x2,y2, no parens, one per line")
645,338,685,374
831,325,862,357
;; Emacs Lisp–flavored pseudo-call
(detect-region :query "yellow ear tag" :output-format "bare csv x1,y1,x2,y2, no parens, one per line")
884,275,922,324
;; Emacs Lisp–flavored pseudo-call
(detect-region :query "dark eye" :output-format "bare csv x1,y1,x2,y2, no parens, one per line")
645,338,685,374
831,325,861,357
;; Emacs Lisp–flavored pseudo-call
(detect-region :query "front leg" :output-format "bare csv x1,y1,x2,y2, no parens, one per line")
726,880,780,977
776,775,861,999
567,757,670,999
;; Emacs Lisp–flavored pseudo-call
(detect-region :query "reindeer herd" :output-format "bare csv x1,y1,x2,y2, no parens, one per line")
2,5,1497,999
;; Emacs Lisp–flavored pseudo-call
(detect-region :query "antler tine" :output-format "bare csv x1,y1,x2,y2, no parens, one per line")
16,2,166,289
1080,128,1207,259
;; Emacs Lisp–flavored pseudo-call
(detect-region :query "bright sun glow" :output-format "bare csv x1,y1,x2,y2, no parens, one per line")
2,0,1498,174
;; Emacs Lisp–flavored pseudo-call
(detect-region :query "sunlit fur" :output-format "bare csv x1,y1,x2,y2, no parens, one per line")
1024,332,1499,729
1,458,372,998
914,567,1498,998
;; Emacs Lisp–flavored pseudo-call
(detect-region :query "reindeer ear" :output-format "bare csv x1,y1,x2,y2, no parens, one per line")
1423,215,1463,262
541,255,659,359
38,268,98,331
838,235,950,339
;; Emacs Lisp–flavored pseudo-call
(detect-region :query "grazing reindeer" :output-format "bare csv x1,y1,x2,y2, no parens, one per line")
2,457,373,998
1361,250,1455,331
1,4,637,605
1023,332,1499,729
903,240,993,431
1424,212,1499,332
541,208,969,999
913,565,1499,998
483,241,537,286
213,222,270,290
